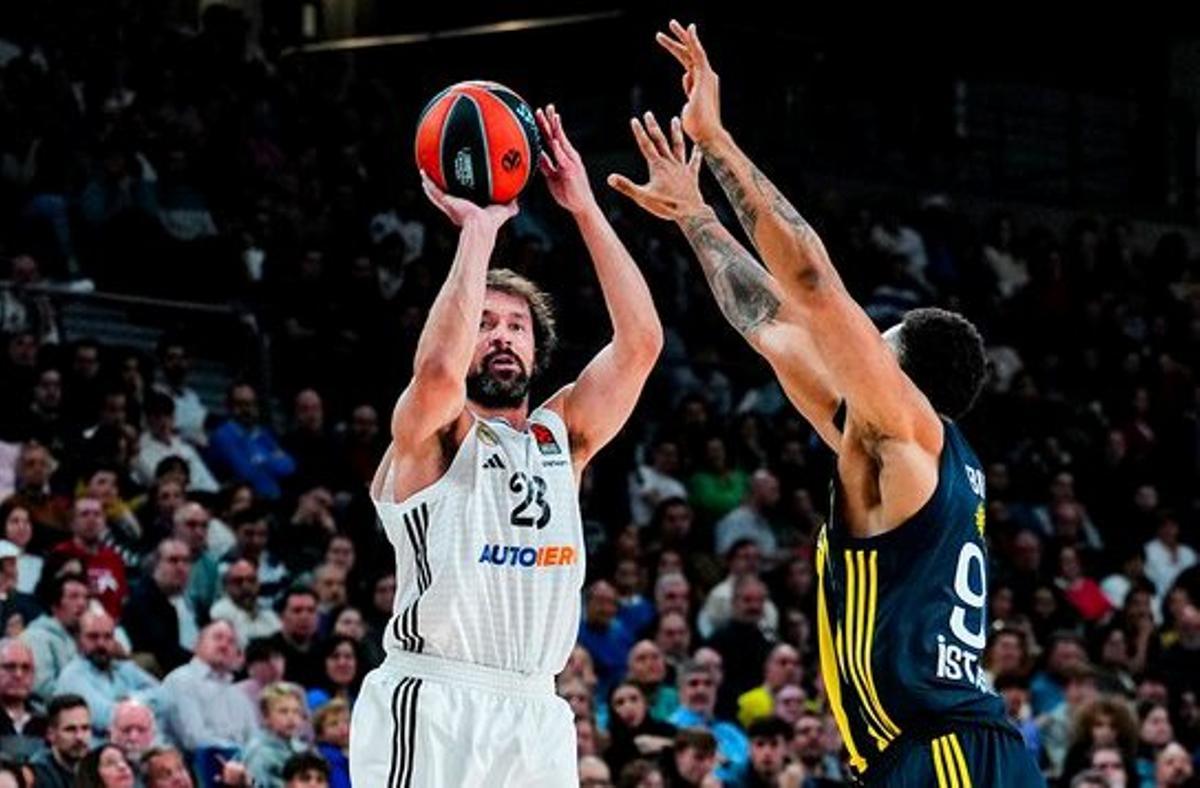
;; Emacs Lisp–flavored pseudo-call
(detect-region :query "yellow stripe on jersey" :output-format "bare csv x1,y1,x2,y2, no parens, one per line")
932,736,950,788
844,550,893,750
862,551,902,739
815,530,866,773
948,733,973,788
941,737,962,788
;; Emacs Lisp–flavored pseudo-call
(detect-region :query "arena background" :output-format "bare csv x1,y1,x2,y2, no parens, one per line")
0,2,1197,786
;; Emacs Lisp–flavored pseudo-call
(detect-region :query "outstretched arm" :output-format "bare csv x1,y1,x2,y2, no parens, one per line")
537,106,664,470
656,20,831,301
609,112,841,449
383,177,516,454
678,209,842,448
658,21,940,453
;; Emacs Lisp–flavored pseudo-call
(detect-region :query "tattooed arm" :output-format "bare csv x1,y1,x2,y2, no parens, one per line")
657,20,942,456
701,133,833,295
679,208,843,449
608,112,841,448
656,20,833,298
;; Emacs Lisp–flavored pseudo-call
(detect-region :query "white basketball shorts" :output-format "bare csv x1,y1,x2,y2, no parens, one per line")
349,651,578,787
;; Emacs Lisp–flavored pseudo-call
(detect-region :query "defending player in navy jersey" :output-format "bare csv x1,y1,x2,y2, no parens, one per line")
610,21,1044,787
349,106,663,787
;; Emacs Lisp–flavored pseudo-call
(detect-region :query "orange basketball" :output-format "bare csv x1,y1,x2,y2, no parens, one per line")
415,80,541,205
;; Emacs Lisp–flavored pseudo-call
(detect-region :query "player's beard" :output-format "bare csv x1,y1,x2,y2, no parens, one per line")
466,351,531,408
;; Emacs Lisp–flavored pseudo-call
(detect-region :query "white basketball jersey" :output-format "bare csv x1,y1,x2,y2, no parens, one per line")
373,408,586,676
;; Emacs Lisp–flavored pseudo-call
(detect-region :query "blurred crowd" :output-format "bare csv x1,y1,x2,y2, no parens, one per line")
1,3,1199,787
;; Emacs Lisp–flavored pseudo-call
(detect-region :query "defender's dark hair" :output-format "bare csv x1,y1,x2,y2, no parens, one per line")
894,308,987,420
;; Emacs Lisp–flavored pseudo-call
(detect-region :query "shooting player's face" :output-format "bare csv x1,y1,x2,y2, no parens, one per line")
467,290,537,408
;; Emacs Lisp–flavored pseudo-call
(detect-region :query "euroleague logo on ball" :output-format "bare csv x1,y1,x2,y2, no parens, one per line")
501,149,522,173
454,149,476,189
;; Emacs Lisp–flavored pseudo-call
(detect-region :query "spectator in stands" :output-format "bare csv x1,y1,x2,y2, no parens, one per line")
1086,743,1135,788
736,643,801,729
173,503,220,615
210,558,281,645
53,609,161,735
107,699,156,766
304,636,360,712
1061,696,1139,781
653,611,691,677
282,752,331,788
241,682,307,788
336,404,385,488
625,640,677,722
658,727,719,788
0,256,59,345
706,575,775,714
577,754,611,787
1154,741,1194,787
735,715,791,787
62,341,103,434
312,699,350,788
0,540,40,631
577,580,635,700
2,368,71,461
267,587,322,687
161,620,256,751
48,495,127,620
688,436,749,524
1039,663,1100,779
73,743,134,788
0,638,46,761
628,437,688,528
789,709,844,783
280,390,345,494
994,672,1042,760
1,502,43,595
29,694,89,788
714,469,782,560
124,538,198,673
222,509,288,602
208,383,295,501
604,680,676,777
1144,510,1196,599
1055,546,1113,623
141,746,197,788
1031,631,1089,715
21,573,88,699
613,559,655,638
6,442,71,537
154,338,207,449
132,393,218,494
698,540,779,640
234,639,285,725
668,661,749,783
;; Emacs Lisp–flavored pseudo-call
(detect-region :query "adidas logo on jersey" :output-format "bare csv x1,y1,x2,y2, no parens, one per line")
482,454,506,470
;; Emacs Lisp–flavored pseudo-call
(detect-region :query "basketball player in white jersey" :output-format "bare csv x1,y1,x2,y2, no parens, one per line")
349,105,663,787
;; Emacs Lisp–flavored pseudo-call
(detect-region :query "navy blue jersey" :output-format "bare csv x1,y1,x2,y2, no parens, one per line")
816,419,1005,778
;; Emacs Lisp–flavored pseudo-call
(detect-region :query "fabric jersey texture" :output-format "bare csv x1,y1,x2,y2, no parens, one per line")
351,408,585,787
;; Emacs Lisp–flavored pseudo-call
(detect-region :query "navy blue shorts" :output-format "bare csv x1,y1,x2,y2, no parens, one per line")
859,723,1045,787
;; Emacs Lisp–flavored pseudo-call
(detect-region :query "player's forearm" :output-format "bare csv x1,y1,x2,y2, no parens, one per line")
412,220,498,380
574,204,664,364
677,207,782,338
700,129,837,294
